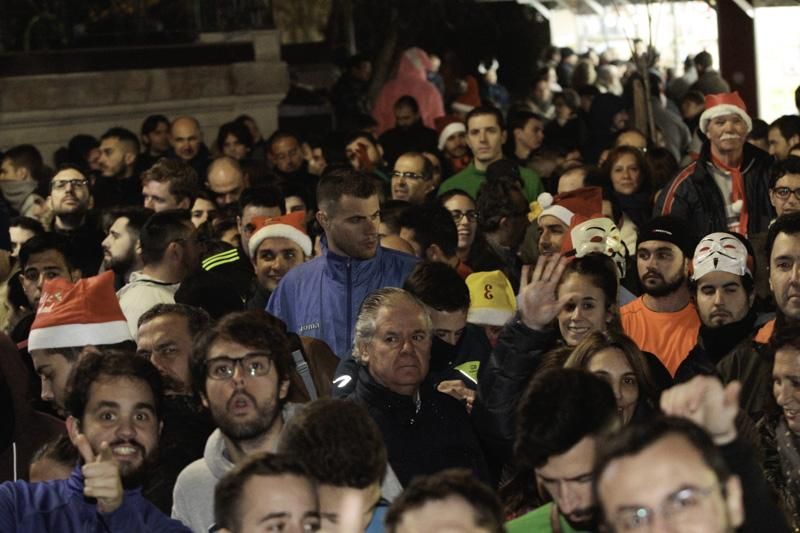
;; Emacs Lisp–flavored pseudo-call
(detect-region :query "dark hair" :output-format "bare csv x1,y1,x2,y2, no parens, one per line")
766,211,800,262
139,209,193,265
465,105,505,131
403,261,470,311
65,348,164,421
645,146,679,191
54,135,99,171
694,51,713,69
214,452,313,533
385,469,504,533
216,121,254,155
681,90,706,106
100,127,140,154
3,144,44,181
278,398,386,488
280,182,312,211
191,310,292,397
515,368,618,469
749,119,769,142
507,109,543,134
602,145,653,195
19,232,78,272
107,206,154,239
439,188,475,207
238,185,285,214
769,156,800,189
558,253,619,311
380,199,410,235
137,302,211,338
29,434,79,473
141,114,170,136
476,178,523,233
10,216,44,236
394,152,433,181
266,130,301,153
316,167,378,213
394,95,419,113
398,204,458,258
343,130,380,150
593,416,732,524
141,158,199,205
769,115,800,144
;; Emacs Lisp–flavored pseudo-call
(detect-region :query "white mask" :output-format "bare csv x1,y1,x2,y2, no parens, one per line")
692,232,749,281
570,217,627,279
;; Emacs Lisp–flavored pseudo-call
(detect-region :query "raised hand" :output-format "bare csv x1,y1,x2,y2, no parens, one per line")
660,375,740,445
437,380,476,413
519,254,576,331
74,435,124,514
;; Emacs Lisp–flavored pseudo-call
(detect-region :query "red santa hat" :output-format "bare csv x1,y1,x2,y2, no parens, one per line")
435,115,467,151
452,75,481,115
28,271,132,351
248,210,312,258
537,186,604,227
699,92,752,135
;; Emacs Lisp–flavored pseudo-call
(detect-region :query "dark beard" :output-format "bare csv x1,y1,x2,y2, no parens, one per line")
643,272,686,298
108,251,135,276
562,506,600,531
212,391,282,441
118,443,158,490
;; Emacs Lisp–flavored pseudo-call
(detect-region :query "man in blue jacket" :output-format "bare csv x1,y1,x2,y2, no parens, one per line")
0,349,189,532
268,167,417,358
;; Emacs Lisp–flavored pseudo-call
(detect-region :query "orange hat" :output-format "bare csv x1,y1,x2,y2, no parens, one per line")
537,187,604,227
28,271,132,351
699,92,752,134
248,210,312,257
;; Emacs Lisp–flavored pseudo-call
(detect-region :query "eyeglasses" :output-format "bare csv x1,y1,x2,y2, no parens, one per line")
51,179,89,190
391,171,429,181
206,354,273,380
449,209,479,223
610,484,720,532
772,186,800,201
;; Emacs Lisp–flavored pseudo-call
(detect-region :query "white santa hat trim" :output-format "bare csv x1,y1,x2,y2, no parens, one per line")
438,122,467,150
538,205,574,227
249,223,312,258
699,104,752,135
467,307,514,327
28,320,132,351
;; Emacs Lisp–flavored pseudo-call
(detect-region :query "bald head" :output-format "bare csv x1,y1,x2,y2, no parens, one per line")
171,116,202,161
207,157,248,207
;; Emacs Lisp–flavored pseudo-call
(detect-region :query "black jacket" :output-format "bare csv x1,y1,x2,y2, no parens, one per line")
655,142,773,236
343,366,489,487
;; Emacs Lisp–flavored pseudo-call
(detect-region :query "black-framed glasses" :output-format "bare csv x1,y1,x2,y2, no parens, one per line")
772,187,800,201
449,209,479,223
206,354,273,380
51,179,89,190
610,484,720,532
391,170,429,181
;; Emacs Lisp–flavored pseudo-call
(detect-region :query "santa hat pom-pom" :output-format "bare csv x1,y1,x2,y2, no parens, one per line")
538,192,554,209
731,199,743,214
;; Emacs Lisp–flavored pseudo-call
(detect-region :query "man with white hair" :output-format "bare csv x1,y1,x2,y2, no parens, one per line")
656,92,773,237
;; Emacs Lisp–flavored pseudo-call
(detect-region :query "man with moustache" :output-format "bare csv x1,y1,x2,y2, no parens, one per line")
0,350,190,531
268,168,417,358
621,216,701,375
656,92,773,237
391,152,436,204
171,311,301,532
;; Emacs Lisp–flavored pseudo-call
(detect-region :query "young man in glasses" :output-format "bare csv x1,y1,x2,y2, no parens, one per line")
172,310,303,533
47,166,104,276
391,152,436,204
769,157,800,217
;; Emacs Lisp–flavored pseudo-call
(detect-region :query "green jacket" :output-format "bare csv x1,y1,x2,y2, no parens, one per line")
506,503,587,533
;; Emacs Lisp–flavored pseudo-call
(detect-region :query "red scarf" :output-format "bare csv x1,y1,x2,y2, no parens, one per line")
711,153,748,236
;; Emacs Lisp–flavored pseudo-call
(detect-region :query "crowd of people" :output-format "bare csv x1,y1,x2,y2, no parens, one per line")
1,41,800,532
